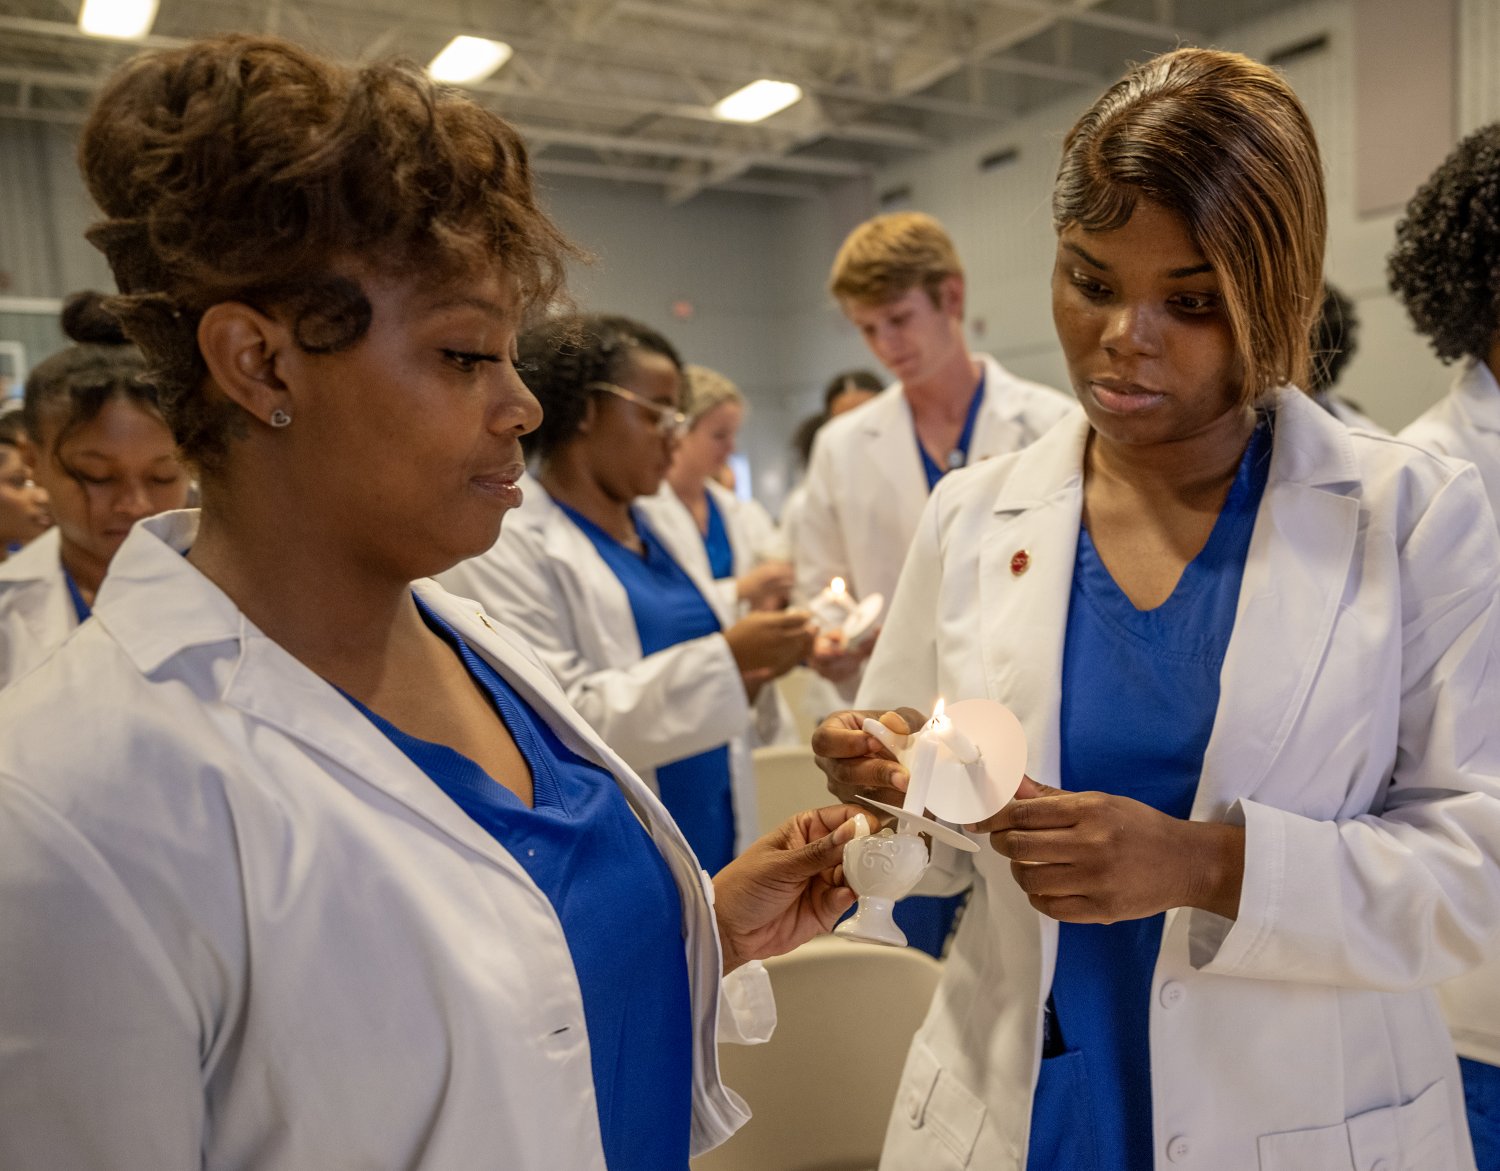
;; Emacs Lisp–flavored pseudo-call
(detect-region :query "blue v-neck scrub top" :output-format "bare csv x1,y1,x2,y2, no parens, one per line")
1026,416,1273,1171
346,595,695,1171
702,491,735,581
559,503,737,874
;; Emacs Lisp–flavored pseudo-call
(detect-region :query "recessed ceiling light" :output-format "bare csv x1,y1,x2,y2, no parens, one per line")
712,79,803,123
428,36,514,85
78,0,159,39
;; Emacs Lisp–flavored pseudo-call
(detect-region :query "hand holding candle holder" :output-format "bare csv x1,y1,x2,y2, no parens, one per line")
835,698,1027,948
809,577,883,651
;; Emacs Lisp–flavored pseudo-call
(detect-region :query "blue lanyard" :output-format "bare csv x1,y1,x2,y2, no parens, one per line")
917,368,987,491
62,565,92,623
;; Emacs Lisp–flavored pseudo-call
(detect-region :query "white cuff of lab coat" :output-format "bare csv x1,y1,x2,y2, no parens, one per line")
716,960,776,1045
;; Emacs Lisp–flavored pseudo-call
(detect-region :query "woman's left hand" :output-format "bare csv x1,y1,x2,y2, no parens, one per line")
712,804,866,971
975,779,1245,923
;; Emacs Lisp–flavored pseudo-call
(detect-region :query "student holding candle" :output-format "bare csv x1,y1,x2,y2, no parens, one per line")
794,211,1075,688
439,315,814,872
657,363,794,613
815,48,1500,1171
0,36,864,1170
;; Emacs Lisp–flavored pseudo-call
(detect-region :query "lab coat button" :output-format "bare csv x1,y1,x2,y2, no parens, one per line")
905,1092,923,1124
1167,1135,1191,1162
1159,981,1185,1008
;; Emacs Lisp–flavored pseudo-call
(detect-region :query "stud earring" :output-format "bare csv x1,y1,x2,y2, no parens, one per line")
268,408,292,428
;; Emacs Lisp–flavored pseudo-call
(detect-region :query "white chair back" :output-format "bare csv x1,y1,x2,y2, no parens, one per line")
692,936,942,1171
751,744,831,833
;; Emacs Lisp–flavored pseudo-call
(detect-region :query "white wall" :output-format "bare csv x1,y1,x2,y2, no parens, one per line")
780,0,1500,439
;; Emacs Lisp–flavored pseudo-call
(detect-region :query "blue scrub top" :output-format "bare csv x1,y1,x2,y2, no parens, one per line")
346,595,695,1171
917,369,986,491
62,565,90,623
702,491,735,580
1026,416,1272,1171
559,502,737,873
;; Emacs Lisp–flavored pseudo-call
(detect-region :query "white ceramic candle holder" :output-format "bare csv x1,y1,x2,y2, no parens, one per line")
833,698,1027,949
834,827,932,947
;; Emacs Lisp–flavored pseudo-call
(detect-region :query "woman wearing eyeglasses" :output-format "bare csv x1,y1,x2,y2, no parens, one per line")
440,314,814,872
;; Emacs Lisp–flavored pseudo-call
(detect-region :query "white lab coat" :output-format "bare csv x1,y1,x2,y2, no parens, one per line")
0,526,74,689
648,480,798,749
1400,357,1500,1071
793,353,1075,609
860,388,1500,1170
439,476,761,853
0,510,775,1171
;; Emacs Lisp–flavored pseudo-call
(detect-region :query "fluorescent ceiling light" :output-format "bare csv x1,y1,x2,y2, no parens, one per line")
428,36,514,84
713,79,803,123
78,0,159,39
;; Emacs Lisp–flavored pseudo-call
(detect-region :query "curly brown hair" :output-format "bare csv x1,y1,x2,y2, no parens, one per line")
78,34,578,472
1388,124,1500,364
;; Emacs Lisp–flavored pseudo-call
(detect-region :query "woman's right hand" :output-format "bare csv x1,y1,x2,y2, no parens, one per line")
736,560,795,611
811,707,928,806
724,610,815,686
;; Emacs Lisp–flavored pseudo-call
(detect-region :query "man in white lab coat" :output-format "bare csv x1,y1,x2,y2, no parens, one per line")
795,212,1074,688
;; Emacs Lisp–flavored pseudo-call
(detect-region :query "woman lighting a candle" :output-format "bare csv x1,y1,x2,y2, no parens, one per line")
0,35,863,1171
815,48,1500,1171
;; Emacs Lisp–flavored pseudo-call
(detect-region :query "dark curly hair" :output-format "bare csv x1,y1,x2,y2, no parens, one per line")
1388,123,1500,364
1308,280,1359,395
22,292,161,469
1054,48,1326,400
519,315,682,464
77,34,579,473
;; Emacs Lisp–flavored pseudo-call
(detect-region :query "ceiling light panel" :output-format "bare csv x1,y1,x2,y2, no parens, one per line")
712,79,803,123
77,0,159,39
428,36,514,84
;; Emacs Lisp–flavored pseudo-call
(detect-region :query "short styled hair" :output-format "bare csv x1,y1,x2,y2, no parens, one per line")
77,34,577,472
1388,123,1500,364
828,212,964,307
518,315,683,464
1054,48,1326,401
23,292,160,469
683,365,744,426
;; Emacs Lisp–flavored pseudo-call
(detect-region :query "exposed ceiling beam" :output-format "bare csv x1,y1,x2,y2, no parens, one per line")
975,55,1110,87
524,125,869,176
533,156,817,199
987,0,1204,44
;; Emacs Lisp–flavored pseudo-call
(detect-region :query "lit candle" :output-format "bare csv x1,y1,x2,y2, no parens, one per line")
900,699,945,819
929,704,980,765
810,576,857,631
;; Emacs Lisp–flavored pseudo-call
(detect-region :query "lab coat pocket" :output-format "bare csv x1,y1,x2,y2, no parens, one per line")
889,1040,987,1168
1257,1080,1457,1171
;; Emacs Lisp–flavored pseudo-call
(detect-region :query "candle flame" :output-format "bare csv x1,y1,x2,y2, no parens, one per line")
830,576,846,596
932,697,946,722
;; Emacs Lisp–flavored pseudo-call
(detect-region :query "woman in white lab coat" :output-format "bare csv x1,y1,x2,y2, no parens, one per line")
0,291,189,687
816,49,1500,1171
659,362,793,614
440,316,814,870
0,35,863,1171
1390,121,1500,1169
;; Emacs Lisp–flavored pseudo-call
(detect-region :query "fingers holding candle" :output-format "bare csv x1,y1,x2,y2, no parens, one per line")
812,707,927,805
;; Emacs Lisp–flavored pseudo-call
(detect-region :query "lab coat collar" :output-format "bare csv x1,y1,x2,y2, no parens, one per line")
0,524,62,584
1452,358,1500,435
93,510,244,673
975,386,1363,810
96,510,685,874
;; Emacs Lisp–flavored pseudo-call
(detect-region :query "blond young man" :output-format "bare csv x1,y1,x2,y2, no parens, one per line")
798,212,1074,687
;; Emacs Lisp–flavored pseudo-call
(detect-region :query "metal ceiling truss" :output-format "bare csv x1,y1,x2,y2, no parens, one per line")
0,0,1287,201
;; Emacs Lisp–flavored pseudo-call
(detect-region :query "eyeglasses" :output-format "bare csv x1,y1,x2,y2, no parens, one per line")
585,381,688,437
